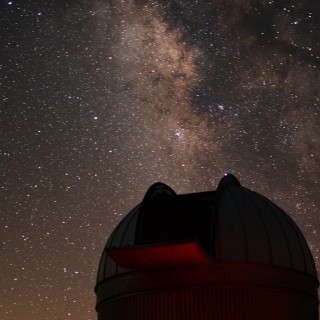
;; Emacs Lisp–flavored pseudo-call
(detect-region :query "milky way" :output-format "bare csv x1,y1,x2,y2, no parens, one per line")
1,1,320,319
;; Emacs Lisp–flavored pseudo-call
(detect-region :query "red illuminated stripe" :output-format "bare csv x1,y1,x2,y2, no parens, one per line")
107,241,210,269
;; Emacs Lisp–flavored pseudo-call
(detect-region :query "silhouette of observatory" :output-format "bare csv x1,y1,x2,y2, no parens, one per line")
95,174,319,319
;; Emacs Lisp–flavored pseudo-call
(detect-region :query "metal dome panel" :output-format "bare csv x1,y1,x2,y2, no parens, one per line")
214,181,316,277
96,175,318,287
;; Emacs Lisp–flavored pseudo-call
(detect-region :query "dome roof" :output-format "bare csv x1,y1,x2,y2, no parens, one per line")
96,174,318,286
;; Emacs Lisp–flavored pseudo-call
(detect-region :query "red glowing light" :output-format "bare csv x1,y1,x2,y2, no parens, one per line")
107,241,210,269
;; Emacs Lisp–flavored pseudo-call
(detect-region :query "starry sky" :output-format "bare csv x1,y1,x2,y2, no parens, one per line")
1,0,320,319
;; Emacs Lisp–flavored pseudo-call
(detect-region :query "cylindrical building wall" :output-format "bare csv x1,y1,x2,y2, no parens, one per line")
96,262,319,320
97,285,318,320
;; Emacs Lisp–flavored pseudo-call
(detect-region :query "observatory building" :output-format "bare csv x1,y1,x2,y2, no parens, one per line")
95,174,319,320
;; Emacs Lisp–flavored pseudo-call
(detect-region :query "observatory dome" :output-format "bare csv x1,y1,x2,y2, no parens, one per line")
95,174,319,320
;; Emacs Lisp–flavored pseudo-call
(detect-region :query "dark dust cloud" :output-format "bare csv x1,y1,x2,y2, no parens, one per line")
1,0,320,319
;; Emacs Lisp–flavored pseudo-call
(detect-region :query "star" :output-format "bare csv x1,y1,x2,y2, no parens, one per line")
0,1,319,319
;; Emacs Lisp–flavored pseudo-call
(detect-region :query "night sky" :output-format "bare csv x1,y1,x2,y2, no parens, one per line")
1,0,320,319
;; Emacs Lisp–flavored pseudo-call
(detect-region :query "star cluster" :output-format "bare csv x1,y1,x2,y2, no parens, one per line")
1,1,320,319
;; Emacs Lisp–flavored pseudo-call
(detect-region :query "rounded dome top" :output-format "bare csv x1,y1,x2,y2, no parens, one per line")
96,174,318,286
217,173,241,189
